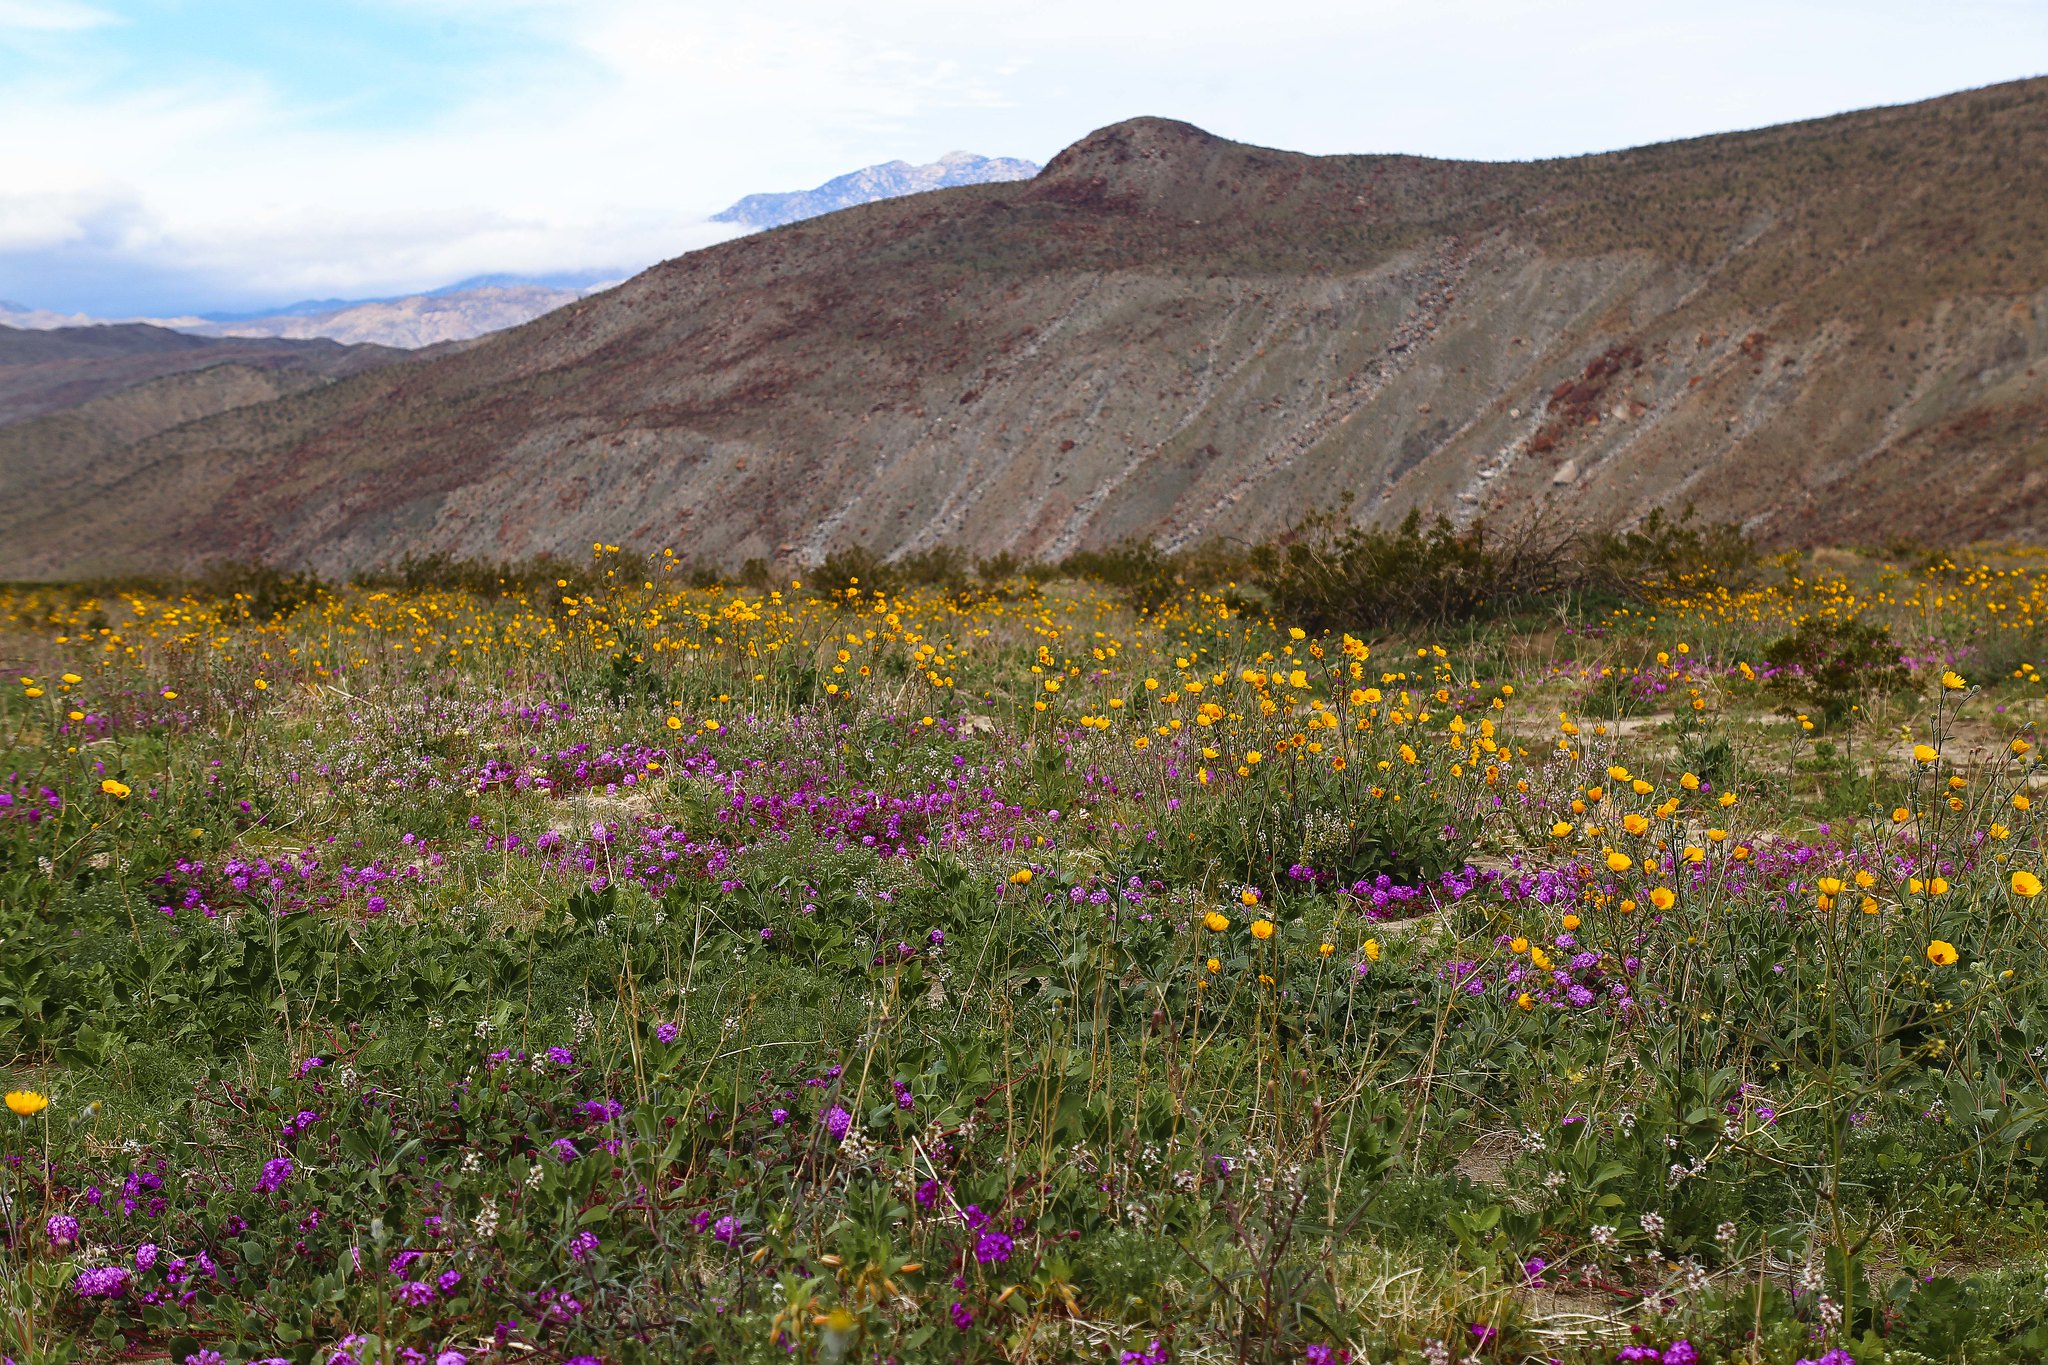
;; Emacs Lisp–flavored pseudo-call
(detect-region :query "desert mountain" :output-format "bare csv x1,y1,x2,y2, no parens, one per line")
0,323,409,428
5,80,2046,580
176,283,609,349
0,277,615,352
713,152,1041,229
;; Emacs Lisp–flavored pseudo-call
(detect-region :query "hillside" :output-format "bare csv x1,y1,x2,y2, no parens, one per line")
5,79,2047,580
0,323,406,427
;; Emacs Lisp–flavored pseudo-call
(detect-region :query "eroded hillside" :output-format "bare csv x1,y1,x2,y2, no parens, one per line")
5,80,2046,579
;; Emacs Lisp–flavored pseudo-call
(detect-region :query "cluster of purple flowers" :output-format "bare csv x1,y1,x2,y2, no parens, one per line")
74,1265,130,1298
1617,1341,1697,1365
0,779,63,824
253,1156,294,1194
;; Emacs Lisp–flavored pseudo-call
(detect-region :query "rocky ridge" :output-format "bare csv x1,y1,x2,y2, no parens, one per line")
3,82,2045,580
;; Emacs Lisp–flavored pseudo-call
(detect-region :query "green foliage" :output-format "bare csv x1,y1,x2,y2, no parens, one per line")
1763,616,1911,726
1250,505,1754,635
12,550,2048,1363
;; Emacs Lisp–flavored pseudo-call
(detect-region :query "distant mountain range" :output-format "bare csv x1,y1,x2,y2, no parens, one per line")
9,82,2048,583
0,155,1037,349
0,277,614,351
712,151,1041,229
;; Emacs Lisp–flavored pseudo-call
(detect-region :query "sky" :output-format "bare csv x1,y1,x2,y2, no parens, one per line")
2,0,2044,316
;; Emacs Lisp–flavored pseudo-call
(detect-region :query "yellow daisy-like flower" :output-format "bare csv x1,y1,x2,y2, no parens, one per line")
1604,850,1633,873
1926,940,1959,966
100,779,130,799
1203,911,1231,933
1912,744,1939,764
1941,670,1967,690
1561,913,1581,931
1009,869,1033,885
1648,887,1676,911
1239,888,1260,907
1362,939,1381,962
1509,937,1529,954
1249,918,1275,941
1550,821,1573,838
4,1090,49,1117
2013,870,2043,898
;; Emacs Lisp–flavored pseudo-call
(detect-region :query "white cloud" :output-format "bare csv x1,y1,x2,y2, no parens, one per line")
0,0,114,31
2,0,2044,311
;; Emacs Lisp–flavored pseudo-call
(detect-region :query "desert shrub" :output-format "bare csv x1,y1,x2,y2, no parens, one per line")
1578,506,1757,600
1251,509,1575,633
350,551,599,596
193,560,331,622
1251,506,1755,635
1762,616,1911,727
811,543,891,595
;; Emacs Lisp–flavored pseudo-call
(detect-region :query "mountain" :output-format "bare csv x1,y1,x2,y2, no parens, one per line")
176,282,614,348
5,79,2047,581
0,323,408,427
712,151,1042,229
0,325,416,553
0,276,618,351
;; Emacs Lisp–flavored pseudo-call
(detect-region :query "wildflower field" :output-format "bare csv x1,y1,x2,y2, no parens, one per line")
12,544,2048,1365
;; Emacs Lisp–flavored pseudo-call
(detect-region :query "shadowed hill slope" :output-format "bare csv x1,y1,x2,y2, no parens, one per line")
7,81,2047,580
0,323,407,427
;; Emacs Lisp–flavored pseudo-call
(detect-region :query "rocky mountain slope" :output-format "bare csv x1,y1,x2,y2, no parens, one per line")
712,151,1040,229
0,323,407,427
5,79,2046,580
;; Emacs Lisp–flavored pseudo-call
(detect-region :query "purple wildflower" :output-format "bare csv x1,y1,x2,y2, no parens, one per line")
74,1265,130,1298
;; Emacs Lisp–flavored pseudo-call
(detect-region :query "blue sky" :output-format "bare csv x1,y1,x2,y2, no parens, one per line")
2,0,2044,316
